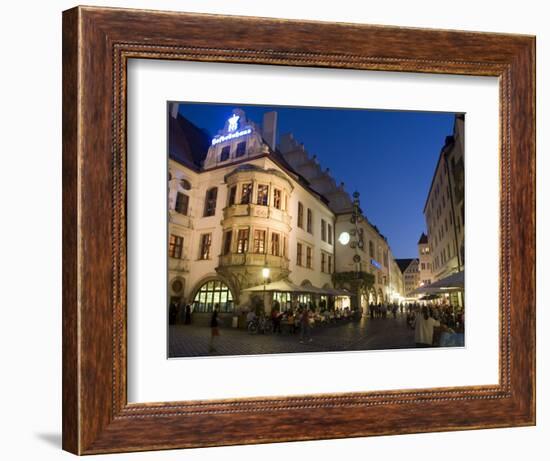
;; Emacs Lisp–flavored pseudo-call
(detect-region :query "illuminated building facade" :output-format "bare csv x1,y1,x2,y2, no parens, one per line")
417,232,433,287
168,106,335,321
279,133,398,305
168,105,402,322
423,114,465,282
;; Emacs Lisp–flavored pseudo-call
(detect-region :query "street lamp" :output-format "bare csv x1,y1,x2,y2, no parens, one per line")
262,267,270,312
338,231,350,245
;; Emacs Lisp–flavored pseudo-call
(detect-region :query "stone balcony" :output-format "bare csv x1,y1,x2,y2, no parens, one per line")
223,204,291,225
169,211,193,229
219,252,289,271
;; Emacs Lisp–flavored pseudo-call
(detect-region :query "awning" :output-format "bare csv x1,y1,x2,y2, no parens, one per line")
243,280,304,293
412,270,464,295
243,280,350,297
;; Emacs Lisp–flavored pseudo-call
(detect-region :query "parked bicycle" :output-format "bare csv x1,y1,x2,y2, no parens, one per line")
247,315,273,335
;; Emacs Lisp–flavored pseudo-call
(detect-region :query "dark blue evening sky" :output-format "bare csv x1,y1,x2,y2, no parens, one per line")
177,102,456,258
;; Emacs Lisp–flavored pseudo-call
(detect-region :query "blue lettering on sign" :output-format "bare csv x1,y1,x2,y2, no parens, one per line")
371,259,381,270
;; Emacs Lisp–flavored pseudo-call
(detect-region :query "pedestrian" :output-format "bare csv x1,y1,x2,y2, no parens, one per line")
209,304,220,353
272,307,282,334
300,308,312,343
184,304,192,325
414,306,441,347
168,299,178,325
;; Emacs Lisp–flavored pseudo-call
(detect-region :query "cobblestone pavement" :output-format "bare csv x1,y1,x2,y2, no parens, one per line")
168,313,417,358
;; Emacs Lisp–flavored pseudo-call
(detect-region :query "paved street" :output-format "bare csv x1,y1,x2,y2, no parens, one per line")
168,313,416,358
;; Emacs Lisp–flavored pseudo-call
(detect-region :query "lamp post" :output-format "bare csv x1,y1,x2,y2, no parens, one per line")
337,191,366,312
262,267,270,312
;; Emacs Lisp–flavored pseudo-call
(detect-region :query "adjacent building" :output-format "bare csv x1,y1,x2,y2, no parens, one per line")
423,114,465,282
279,133,400,306
417,232,433,287
396,258,420,297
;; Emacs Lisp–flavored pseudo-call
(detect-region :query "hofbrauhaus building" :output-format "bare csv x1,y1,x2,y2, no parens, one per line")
167,104,402,323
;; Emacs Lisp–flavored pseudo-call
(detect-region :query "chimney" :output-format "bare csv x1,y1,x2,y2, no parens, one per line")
262,111,278,150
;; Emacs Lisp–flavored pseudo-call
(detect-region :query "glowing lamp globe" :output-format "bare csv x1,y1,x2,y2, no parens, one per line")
338,232,350,245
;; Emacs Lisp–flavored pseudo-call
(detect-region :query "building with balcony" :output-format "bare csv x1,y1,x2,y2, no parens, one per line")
168,105,402,322
168,106,337,321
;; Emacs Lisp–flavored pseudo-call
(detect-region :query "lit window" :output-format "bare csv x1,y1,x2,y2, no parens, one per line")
169,234,183,259
192,280,233,313
273,189,281,209
237,228,249,253
253,230,266,253
241,183,252,204
257,185,269,206
199,234,212,260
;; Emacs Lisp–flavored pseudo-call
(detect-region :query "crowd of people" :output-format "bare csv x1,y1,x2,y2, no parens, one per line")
403,303,465,347
170,296,465,349
365,301,465,347
168,300,192,325
246,300,363,343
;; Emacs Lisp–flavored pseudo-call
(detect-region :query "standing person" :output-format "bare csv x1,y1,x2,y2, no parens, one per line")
209,304,220,353
184,304,192,325
414,306,441,347
168,299,178,325
272,307,282,334
299,308,312,343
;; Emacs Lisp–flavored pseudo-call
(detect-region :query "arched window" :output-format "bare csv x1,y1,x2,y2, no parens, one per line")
203,187,218,216
193,280,234,313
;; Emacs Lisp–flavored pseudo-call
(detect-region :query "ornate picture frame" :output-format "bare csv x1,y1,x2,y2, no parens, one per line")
62,6,535,454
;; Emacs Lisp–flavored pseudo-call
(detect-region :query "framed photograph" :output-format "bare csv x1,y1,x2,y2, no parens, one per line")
62,6,535,455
